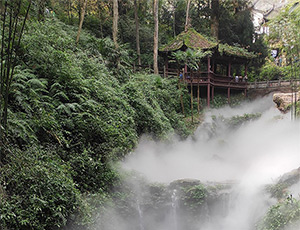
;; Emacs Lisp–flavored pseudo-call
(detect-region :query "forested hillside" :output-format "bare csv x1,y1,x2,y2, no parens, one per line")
0,0,299,229
0,16,193,230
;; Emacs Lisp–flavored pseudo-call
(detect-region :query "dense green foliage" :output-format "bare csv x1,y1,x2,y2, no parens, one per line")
259,62,283,81
181,185,207,213
1,0,298,229
256,200,300,230
50,0,260,67
0,18,190,229
0,148,79,229
258,1,300,81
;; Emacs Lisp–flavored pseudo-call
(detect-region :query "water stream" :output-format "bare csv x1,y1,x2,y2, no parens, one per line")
171,189,178,230
96,96,300,230
136,199,145,230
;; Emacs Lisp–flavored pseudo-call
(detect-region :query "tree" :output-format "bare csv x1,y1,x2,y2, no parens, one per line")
153,0,159,74
211,0,219,39
113,0,119,48
134,0,141,66
267,3,300,67
0,0,32,139
185,0,191,31
76,0,88,44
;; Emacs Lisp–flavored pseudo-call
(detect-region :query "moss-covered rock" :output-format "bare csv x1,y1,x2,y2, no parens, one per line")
273,92,300,113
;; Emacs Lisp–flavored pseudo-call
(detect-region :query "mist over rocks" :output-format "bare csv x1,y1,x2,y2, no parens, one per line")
106,96,300,230
169,179,202,188
278,167,300,185
266,166,300,201
273,92,300,113
101,176,235,230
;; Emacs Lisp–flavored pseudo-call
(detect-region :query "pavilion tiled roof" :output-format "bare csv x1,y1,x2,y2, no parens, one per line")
218,44,257,59
160,28,256,60
159,28,217,52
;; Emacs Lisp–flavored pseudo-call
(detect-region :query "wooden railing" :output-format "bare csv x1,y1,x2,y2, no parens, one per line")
182,71,247,89
133,65,180,77
247,79,300,89
133,65,300,90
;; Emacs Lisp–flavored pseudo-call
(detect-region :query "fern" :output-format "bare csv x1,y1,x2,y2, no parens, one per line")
53,92,70,101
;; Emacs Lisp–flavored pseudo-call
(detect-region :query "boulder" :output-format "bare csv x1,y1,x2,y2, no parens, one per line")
169,179,201,189
273,92,300,113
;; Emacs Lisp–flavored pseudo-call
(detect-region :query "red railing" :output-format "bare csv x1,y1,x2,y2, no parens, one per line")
181,71,247,88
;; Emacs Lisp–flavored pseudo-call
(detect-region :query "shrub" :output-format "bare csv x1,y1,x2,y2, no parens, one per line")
259,62,283,81
256,200,300,230
0,147,79,230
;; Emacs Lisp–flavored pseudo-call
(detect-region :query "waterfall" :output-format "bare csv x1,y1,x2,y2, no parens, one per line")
136,199,145,230
96,96,300,230
217,184,273,230
171,189,178,230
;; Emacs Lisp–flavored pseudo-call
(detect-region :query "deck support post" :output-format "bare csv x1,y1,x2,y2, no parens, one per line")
197,81,200,113
228,87,231,104
244,88,247,98
191,83,193,123
207,83,210,108
178,81,185,116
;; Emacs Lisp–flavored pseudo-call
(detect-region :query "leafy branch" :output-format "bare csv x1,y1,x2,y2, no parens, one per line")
172,48,212,70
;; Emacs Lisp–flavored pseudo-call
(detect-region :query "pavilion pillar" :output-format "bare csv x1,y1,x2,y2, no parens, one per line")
228,61,231,77
212,86,214,101
244,88,247,98
207,84,210,108
212,59,215,73
207,57,211,72
228,87,231,104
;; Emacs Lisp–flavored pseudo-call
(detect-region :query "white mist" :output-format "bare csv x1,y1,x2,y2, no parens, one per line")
122,96,300,230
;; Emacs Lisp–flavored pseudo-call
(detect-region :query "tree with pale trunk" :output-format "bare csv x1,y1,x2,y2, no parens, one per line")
113,0,119,48
134,0,141,66
76,0,88,44
211,0,219,40
185,0,191,31
153,0,159,74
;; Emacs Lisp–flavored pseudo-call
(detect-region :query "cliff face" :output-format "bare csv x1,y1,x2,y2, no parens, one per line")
273,92,300,113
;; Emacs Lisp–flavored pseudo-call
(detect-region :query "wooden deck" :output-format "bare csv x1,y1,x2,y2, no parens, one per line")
182,72,247,90
136,66,299,108
247,79,300,89
159,68,300,91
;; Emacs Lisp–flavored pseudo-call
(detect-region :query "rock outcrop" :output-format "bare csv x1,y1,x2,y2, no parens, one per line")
273,92,300,113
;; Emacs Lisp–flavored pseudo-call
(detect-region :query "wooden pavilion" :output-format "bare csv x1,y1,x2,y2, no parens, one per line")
159,28,256,107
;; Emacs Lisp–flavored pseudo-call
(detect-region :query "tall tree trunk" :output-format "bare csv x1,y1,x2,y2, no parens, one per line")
185,0,191,31
173,3,176,37
211,0,219,40
76,0,87,44
113,0,119,48
134,0,141,66
153,0,159,74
